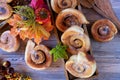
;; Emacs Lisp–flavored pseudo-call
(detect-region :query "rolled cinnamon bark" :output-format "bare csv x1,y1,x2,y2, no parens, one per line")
25,40,52,70
65,51,96,78
61,25,90,54
51,0,77,13
91,19,117,42
0,30,20,52
79,0,92,8
56,8,89,32
0,3,13,20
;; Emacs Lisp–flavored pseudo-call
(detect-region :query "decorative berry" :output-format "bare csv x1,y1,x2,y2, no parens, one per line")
35,8,51,24
0,66,6,71
1,77,7,80
2,61,11,68
7,67,14,74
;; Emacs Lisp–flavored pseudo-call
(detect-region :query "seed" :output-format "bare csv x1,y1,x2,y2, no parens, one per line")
1,77,7,80
2,61,11,68
7,67,14,74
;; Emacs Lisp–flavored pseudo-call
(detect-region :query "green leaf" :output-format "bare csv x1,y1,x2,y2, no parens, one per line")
14,5,35,27
50,43,68,62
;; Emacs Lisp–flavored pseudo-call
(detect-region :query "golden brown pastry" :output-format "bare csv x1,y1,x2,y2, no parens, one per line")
91,19,117,42
51,0,77,13
61,25,90,55
65,51,96,78
25,40,52,70
0,3,13,20
6,0,13,3
0,30,20,52
56,8,89,32
0,0,13,3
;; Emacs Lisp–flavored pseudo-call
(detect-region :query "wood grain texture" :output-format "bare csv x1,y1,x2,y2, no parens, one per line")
85,0,120,80
0,31,66,80
75,0,120,80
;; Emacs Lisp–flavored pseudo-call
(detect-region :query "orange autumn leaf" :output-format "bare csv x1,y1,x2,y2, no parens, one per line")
8,14,52,44
43,21,54,32
7,6,54,44
7,14,23,27
10,28,19,37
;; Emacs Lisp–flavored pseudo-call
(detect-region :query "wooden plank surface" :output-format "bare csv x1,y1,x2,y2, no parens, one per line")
1,0,120,80
81,0,120,80
0,31,66,80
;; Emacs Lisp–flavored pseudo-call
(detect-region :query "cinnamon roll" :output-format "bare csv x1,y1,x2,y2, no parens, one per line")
0,30,20,52
0,0,13,3
65,51,96,78
91,19,117,42
56,8,89,32
61,25,90,55
25,40,52,70
0,3,13,20
51,0,77,13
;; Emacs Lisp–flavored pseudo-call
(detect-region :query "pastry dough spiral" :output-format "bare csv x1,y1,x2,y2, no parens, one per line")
91,19,117,42
61,25,90,54
51,0,77,13
0,30,20,52
56,8,89,32
25,40,52,70
65,51,96,78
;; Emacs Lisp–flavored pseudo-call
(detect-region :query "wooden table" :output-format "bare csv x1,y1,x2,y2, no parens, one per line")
82,0,120,80
0,0,120,80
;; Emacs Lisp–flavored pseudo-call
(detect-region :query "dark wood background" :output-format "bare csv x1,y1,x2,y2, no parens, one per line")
0,0,120,80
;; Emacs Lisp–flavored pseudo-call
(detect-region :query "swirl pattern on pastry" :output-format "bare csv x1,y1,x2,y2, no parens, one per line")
56,8,89,32
51,0,77,13
61,25,90,54
0,3,13,20
0,30,20,52
25,40,52,70
91,19,117,42
65,51,96,78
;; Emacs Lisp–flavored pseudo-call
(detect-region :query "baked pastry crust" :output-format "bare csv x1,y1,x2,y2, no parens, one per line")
0,0,13,3
6,0,13,3
25,40,52,70
91,19,117,42
0,30,20,52
0,3,13,20
56,8,89,32
51,0,77,13
65,51,96,78
61,25,90,54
